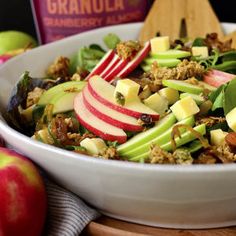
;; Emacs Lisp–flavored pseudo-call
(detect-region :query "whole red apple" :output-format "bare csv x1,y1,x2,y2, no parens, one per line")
0,55,12,65
0,147,47,236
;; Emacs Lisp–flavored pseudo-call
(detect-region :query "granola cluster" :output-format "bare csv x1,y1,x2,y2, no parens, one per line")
116,40,141,60
150,59,205,82
149,144,193,165
47,56,70,79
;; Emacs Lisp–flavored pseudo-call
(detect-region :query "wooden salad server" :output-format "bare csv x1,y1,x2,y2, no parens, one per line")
224,31,236,49
139,0,224,42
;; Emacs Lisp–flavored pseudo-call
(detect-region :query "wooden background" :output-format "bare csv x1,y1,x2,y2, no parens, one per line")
82,216,236,236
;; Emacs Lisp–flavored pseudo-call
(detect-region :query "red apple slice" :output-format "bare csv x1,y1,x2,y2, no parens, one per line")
88,76,159,120
100,54,120,78
203,69,236,87
117,41,151,78
86,50,115,80
74,92,127,143
103,58,129,82
82,86,143,131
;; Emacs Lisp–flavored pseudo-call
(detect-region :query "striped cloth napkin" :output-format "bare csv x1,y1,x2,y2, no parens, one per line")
43,178,101,236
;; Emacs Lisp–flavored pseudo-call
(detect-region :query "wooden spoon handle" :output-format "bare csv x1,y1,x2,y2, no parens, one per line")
139,0,224,42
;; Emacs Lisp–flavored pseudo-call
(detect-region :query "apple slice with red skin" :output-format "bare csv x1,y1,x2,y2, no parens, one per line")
74,92,127,143
85,50,115,80
86,41,150,81
88,75,159,120
103,58,129,82
82,86,143,131
203,69,236,87
100,54,121,78
117,41,151,78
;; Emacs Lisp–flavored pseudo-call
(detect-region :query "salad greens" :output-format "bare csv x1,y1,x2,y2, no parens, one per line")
6,32,236,165
209,79,236,115
69,45,105,74
69,34,121,74
103,33,121,49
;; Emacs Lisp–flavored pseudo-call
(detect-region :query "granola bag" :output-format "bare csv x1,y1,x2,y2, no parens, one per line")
31,0,153,44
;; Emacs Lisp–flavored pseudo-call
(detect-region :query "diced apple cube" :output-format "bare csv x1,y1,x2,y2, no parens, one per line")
114,79,140,103
80,138,107,155
210,129,228,146
150,36,170,54
226,107,236,132
144,93,168,115
192,46,209,58
170,96,200,121
158,87,179,105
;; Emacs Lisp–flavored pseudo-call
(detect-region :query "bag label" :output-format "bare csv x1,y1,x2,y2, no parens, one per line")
31,0,151,44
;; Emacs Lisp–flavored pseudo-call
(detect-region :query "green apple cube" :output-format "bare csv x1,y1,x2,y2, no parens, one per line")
130,123,206,162
114,79,140,104
38,81,86,105
162,79,204,94
158,87,179,105
117,113,176,155
80,138,107,155
226,107,236,132
143,58,181,67
144,93,168,115
150,36,170,54
150,49,191,59
122,116,195,158
179,93,205,105
210,129,228,146
37,128,54,144
192,46,209,58
170,96,200,121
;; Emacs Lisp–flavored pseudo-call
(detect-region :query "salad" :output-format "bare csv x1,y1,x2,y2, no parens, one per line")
6,32,236,165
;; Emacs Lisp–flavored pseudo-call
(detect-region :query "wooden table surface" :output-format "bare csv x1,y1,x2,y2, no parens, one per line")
82,216,236,236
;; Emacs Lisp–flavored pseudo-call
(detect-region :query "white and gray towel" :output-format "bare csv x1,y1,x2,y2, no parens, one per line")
44,178,101,236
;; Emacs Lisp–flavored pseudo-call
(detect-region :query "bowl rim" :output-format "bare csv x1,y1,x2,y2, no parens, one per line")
1,22,236,173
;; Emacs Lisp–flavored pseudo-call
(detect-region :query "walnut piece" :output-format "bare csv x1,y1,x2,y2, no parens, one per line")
26,87,45,108
47,56,70,79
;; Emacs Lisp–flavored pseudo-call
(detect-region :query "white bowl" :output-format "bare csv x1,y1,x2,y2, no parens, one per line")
1,23,236,229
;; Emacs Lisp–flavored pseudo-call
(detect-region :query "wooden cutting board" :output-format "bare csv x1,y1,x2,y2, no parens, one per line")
82,216,236,236
139,0,224,42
